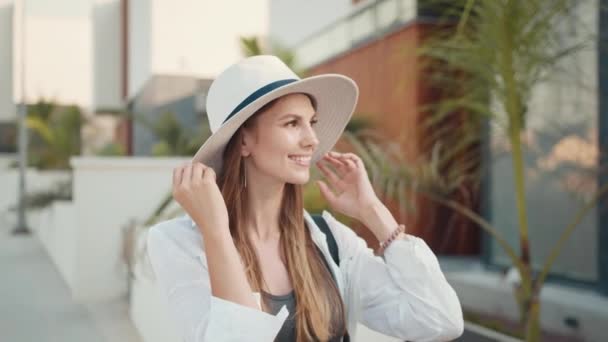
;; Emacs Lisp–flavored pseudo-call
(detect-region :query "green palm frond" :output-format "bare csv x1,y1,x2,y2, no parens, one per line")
25,116,55,145
239,36,264,56
239,36,305,77
25,100,83,169
28,98,56,121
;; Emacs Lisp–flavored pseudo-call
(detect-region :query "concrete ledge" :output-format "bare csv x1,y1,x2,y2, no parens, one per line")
70,156,190,170
441,257,607,341
464,322,523,342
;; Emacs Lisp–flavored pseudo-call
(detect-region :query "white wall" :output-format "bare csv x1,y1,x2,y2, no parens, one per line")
0,1,14,121
92,0,121,110
0,167,71,222
34,200,78,290
0,153,15,169
26,17,92,109
128,0,151,100
128,0,270,99
69,156,188,301
11,1,93,112
9,0,121,113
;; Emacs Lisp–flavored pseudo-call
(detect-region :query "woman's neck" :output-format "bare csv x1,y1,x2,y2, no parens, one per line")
245,177,285,242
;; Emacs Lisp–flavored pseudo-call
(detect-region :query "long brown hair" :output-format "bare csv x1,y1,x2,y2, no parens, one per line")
216,94,346,341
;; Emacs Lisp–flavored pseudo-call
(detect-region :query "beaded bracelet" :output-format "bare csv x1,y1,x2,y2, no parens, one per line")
378,224,406,253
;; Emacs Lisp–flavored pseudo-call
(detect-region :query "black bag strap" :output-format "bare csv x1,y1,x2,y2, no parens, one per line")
311,214,351,342
312,214,340,266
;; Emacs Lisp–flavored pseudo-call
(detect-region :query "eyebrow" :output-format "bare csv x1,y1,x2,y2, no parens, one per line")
280,113,318,121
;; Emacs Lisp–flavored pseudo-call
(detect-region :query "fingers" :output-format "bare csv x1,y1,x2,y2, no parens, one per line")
341,156,357,171
173,165,183,187
316,180,337,204
192,162,204,183
174,162,216,188
203,165,216,182
324,153,348,176
323,151,360,173
317,158,344,192
342,152,363,168
181,163,192,186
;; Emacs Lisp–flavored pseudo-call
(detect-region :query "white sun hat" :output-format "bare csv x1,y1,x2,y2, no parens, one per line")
191,55,359,173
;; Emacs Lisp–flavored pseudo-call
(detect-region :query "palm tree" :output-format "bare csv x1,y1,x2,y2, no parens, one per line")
145,110,207,157
6,99,82,215
239,36,305,77
407,0,608,340
112,108,210,157
25,99,83,170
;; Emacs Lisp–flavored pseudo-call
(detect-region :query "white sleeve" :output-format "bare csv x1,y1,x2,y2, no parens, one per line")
146,225,288,342
322,211,464,342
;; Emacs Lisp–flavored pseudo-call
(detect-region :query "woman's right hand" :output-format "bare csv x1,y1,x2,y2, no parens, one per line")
172,162,229,234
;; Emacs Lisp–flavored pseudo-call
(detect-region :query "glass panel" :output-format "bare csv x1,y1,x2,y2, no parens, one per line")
489,37,599,281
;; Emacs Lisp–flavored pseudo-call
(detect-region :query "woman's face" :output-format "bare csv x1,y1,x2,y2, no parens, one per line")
241,93,319,185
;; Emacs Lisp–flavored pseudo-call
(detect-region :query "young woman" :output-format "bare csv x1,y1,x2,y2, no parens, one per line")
146,55,463,342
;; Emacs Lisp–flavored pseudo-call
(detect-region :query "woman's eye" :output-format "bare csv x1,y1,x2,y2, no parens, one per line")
287,119,317,127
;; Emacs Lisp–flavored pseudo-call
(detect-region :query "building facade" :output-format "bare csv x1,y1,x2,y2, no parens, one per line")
270,0,608,338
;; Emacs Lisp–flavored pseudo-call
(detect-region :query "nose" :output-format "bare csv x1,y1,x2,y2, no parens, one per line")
301,123,320,150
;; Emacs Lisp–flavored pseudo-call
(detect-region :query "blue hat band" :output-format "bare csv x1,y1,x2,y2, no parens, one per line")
223,78,298,124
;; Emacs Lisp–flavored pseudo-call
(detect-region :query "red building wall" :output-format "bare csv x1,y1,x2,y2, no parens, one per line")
308,23,481,255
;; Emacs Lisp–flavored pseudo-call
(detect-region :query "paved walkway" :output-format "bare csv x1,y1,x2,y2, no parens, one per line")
0,224,142,342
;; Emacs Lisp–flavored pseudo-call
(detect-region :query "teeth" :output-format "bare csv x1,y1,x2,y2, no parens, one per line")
289,155,311,163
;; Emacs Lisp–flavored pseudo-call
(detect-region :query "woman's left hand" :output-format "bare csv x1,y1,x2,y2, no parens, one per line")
315,151,379,221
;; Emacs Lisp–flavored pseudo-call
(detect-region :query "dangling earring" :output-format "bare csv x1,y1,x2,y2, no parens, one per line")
242,161,247,188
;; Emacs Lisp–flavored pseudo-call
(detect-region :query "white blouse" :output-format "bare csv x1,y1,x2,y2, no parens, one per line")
146,210,464,342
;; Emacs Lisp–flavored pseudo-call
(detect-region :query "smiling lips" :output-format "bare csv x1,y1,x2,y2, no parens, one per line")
289,155,312,166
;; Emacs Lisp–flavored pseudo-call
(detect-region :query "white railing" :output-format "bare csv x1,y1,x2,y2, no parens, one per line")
294,0,417,69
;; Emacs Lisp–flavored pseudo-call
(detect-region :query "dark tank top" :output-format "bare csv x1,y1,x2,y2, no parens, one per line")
261,244,345,342
261,289,343,342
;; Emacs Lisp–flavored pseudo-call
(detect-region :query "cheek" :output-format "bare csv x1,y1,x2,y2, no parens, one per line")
253,130,290,161
259,130,303,168
265,129,298,152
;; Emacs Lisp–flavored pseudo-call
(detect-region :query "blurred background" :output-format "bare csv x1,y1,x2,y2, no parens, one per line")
0,0,606,341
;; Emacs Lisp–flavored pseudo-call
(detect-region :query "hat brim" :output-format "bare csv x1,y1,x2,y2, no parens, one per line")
191,74,359,174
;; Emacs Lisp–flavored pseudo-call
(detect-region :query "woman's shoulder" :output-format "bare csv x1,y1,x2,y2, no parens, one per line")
147,214,205,260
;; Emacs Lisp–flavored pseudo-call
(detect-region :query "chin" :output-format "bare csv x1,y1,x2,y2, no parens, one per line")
284,172,310,185
286,177,309,185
